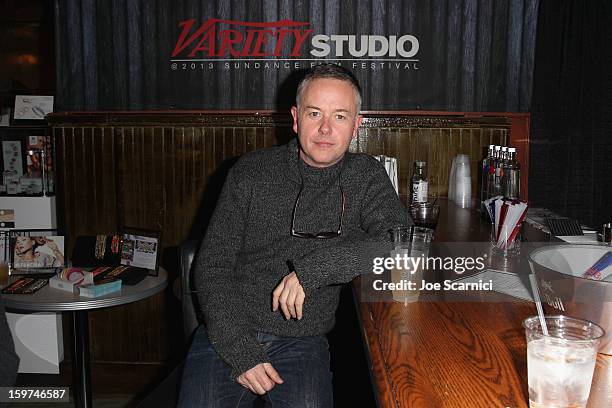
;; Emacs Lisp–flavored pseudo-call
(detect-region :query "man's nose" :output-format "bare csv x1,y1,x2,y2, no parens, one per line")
318,116,331,135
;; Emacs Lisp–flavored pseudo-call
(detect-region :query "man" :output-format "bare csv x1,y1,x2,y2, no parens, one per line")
179,64,410,407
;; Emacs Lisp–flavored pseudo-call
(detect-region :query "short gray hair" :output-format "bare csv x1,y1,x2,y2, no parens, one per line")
295,63,362,113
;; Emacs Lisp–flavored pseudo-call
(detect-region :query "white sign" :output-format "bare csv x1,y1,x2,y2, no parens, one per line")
2,141,23,177
13,95,54,120
120,234,159,270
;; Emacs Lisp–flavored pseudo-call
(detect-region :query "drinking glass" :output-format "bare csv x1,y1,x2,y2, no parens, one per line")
390,226,433,303
491,223,521,258
523,315,604,408
410,201,440,230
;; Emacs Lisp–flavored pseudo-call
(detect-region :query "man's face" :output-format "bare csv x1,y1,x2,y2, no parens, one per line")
291,78,363,168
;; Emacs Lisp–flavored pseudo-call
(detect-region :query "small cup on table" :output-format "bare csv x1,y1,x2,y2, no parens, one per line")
491,223,522,258
390,226,434,303
409,201,440,230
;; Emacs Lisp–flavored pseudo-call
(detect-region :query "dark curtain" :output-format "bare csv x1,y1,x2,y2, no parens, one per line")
530,0,612,227
54,0,538,112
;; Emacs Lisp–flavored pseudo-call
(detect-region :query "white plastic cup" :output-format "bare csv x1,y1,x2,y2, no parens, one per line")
455,161,471,178
454,175,472,208
449,155,470,205
455,154,470,165
448,156,457,202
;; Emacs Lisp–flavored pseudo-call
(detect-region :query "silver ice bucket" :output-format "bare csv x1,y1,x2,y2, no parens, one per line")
529,244,612,355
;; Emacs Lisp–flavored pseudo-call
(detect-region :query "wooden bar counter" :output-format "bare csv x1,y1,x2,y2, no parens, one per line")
353,200,612,408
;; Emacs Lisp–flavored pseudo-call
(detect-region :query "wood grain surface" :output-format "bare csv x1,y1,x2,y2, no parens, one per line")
354,200,612,407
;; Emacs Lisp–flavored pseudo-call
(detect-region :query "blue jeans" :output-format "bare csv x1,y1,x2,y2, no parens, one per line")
178,326,333,408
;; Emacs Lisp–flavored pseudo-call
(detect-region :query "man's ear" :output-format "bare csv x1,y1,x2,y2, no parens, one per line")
352,114,364,138
291,106,299,134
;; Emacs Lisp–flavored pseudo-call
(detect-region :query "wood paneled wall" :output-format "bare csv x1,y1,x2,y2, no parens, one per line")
49,111,517,363
354,116,510,200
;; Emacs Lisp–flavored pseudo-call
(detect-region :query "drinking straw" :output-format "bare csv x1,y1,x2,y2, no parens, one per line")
528,273,549,336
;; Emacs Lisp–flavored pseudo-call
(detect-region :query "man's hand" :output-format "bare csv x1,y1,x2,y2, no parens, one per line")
237,363,283,394
272,271,305,320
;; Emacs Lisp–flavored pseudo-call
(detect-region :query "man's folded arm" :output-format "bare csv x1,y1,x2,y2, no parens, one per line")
293,165,412,291
193,169,269,378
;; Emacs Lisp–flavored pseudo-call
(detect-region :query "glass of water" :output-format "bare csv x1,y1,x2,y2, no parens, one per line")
390,226,433,303
523,315,604,408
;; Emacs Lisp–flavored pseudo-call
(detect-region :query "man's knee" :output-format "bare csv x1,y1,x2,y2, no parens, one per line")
266,337,333,408
179,326,248,407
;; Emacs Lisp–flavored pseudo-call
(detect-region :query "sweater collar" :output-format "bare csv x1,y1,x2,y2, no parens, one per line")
286,138,346,184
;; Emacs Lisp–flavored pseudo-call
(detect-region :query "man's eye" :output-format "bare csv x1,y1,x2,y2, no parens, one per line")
336,114,346,120
308,111,320,118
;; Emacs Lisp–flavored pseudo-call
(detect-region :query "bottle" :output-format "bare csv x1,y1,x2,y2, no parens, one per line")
411,161,428,204
488,146,501,197
503,147,521,199
480,145,494,212
495,147,507,197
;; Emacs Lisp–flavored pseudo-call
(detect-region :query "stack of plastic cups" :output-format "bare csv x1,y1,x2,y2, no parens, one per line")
449,154,471,208
448,156,457,202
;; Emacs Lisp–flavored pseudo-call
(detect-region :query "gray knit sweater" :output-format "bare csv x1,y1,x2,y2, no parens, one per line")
194,138,411,378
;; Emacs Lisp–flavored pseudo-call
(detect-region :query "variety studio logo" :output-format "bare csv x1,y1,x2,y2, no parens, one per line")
170,18,420,71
